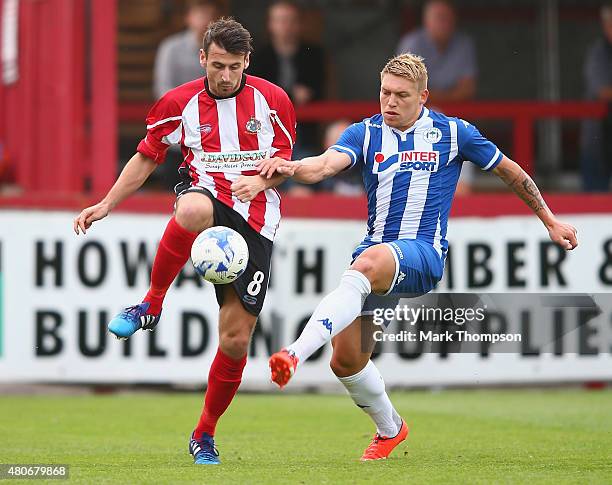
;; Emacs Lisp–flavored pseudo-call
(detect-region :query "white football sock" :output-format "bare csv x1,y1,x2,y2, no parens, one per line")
287,270,371,362
337,360,402,438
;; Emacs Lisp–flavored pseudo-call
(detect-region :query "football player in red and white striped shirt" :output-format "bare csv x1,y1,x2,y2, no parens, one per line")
73,18,296,465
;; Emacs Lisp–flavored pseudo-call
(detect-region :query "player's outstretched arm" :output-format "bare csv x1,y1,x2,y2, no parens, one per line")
257,149,352,184
73,152,157,235
492,156,578,250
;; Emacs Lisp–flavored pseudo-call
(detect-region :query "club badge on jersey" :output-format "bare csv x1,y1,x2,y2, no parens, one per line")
246,116,262,134
422,127,443,144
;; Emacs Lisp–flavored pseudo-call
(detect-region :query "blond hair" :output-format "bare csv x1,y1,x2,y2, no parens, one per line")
381,53,428,91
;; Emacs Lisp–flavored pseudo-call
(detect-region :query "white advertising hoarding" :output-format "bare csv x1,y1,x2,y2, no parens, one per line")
0,210,611,386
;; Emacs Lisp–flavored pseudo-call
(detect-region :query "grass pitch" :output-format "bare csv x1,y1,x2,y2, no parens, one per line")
1,389,611,484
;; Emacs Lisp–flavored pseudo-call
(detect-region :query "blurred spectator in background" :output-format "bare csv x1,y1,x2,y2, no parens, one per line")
153,0,219,98
396,0,476,104
326,120,364,196
249,0,326,159
580,4,612,192
396,0,477,194
250,0,325,108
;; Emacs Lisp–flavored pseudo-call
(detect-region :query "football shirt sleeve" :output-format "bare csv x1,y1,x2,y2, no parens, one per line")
136,95,183,164
269,88,297,160
457,118,503,171
329,122,366,169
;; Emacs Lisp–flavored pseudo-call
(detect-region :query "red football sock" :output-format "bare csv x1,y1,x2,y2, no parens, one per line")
143,216,198,314
194,348,247,438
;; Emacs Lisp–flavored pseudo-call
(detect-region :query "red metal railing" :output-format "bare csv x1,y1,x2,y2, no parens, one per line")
119,100,608,176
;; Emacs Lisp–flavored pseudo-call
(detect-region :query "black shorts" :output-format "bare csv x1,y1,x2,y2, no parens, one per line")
175,184,273,316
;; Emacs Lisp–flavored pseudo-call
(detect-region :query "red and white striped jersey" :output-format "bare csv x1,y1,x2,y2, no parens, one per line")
137,74,296,241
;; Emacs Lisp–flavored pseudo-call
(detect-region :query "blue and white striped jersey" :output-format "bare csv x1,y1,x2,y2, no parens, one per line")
330,107,503,261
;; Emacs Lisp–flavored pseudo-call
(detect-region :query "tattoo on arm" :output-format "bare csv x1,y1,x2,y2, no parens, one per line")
507,172,547,213
519,177,546,212
494,160,557,229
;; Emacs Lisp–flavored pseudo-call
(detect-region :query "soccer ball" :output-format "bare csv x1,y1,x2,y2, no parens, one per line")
191,226,249,284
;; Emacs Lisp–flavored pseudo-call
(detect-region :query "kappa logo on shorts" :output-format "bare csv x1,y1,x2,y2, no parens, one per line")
319,318,333,334
397,272,406,284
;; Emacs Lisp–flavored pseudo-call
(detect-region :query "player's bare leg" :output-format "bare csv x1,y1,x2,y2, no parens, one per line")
270,244,395,387
190,285,257,464
331,319,408,461
145,192,214,309
108,192,213,339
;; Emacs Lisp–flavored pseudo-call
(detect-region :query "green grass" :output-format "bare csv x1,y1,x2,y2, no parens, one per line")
1,390,611,484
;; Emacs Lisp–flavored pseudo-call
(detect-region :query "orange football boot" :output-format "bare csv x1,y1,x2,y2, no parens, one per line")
269,349,299,388
360,419,409,461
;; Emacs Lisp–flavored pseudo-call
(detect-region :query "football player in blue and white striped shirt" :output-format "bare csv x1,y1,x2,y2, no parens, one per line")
250,53,578,461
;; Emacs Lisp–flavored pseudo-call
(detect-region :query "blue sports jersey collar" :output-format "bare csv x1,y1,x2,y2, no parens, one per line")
385,106,430,138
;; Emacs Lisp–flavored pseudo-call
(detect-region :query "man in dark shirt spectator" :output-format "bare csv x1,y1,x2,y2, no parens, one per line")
250,1,325,107
249,0,326,163
249,0,327,194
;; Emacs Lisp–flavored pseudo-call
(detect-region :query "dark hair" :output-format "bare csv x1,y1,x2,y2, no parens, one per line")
202,17,253,56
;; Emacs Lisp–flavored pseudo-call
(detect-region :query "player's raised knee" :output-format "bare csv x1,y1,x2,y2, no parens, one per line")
350,255,377,282
175,196,213,232
351,246,396,293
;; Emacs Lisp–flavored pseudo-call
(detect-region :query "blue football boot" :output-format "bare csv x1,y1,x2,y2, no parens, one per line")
107,302,161,340
189,431,221,465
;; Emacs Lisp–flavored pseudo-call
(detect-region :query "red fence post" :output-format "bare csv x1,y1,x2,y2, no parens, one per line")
9,0,38,191
40,0,86,193
513,116,534,175
90,0,117,195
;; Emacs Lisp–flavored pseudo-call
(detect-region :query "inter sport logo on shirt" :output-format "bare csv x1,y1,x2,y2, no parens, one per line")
373,151,439,173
